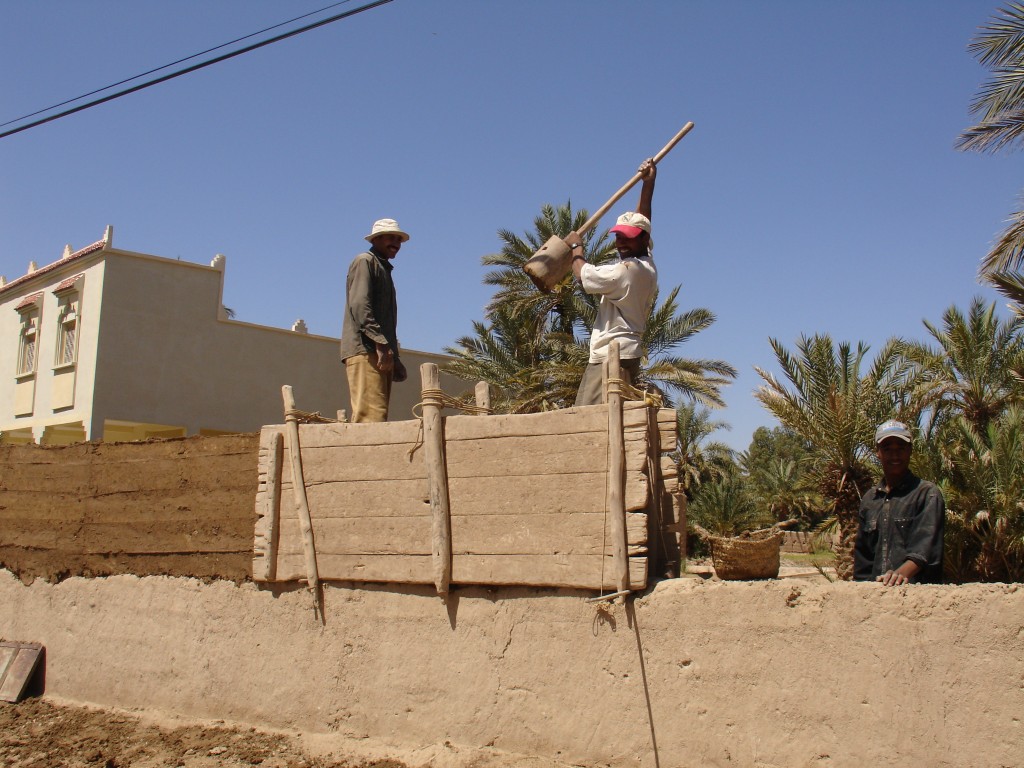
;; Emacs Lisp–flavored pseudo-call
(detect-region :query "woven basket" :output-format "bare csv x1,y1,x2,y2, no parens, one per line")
693,525,783,580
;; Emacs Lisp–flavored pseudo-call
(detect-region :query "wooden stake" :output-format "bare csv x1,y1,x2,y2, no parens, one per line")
282,385,320,598
605,342,630,593
421,364,452,596
255,430,284,582
474,381,491,415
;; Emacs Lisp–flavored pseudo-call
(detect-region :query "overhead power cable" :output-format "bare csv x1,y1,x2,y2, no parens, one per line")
0,0,393,140
0,0,362,130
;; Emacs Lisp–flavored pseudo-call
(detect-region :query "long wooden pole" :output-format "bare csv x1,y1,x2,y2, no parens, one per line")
579,121,695,235
282,386,320,597
605,341,630,593
421,364,453,596
524,121,695,293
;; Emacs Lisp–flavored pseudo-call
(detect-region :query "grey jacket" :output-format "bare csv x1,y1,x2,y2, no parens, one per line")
339,249,400,364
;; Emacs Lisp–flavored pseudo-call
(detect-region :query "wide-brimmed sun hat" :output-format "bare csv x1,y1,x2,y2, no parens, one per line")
364,218,410,243
609,211,651,239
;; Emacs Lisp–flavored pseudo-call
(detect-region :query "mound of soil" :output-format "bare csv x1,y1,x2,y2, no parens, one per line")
0,697,407,768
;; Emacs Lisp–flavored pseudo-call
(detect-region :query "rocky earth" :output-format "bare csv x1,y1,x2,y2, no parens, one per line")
0,696,581,768
0,697,405,768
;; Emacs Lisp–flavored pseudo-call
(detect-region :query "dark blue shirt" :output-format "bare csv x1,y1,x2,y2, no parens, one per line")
854,471,945,583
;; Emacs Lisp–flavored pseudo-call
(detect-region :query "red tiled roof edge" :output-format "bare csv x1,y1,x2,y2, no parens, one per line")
14,292,43,311
0,239,106,298
53,273,85,293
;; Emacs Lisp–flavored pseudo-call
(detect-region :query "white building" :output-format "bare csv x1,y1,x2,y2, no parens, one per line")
0,226,464,444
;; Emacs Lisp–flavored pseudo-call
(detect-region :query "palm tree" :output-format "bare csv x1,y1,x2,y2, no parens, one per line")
985,272,1024,388
640,288,738,408
673,403,735,498
445,201,737,411
944,407,1024,582
893,298,1024,438
745,457,824,528
443,307,583,413
481,202,611,338
688,473,772,538
444,203,599,411
958,4,1024,280
753,334,906,579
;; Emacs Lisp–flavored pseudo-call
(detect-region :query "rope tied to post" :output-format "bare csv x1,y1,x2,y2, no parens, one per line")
412,389,492,418
407,389,492,460
284,408,339,424
605,377,664,408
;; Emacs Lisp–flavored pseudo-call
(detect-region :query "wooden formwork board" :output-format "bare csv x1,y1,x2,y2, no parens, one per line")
0,641,43,703
254,401,677,591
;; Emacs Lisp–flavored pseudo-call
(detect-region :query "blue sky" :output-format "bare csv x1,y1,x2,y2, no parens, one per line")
2,1,1021,450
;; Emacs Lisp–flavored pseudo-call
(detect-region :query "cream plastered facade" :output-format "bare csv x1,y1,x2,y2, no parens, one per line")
0,226,464,444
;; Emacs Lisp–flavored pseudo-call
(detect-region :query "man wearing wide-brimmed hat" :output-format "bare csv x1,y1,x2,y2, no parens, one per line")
340,218,410,422
854,420,945,585
564,158,658,406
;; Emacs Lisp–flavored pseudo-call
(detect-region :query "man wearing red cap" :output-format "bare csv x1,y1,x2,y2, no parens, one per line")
340,218,410,422
565,159,658,406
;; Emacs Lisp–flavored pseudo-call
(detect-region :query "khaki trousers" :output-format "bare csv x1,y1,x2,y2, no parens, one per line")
574,357,641,407
345,352,392,423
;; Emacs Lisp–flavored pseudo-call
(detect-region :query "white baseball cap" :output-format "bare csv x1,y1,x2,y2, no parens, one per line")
875,420,912,444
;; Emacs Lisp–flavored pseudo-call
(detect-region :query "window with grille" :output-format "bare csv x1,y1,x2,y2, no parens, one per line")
53,283,81,369
16,310,38,376
56,317,76,366
55,300,78,367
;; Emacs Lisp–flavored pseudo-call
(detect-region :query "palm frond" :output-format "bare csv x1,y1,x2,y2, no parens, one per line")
959,4,1024,154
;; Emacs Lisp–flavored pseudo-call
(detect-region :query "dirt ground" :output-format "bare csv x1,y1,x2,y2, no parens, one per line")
0,695,580,768
0,696,408,768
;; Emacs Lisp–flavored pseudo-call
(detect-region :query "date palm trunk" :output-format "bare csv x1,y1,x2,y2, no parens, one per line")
822,465,873,581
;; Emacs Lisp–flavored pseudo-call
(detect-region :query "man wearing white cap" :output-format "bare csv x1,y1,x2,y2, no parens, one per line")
854,420,945,585
565,158,658,406
340,218,410,422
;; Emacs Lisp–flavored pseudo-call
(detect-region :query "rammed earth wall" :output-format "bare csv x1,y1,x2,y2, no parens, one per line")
2,574,1022,767
1,437,1023,767
0,435,259,583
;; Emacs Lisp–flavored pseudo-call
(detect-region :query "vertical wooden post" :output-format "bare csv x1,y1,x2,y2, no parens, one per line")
474,381,491,414
677,491,688,572
421,364,452,596
254,430,284,582
473,382,489,417
282,386,320,596
605,341,630,593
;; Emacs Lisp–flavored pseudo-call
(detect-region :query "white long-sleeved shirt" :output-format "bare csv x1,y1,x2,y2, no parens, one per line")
579,254,657,363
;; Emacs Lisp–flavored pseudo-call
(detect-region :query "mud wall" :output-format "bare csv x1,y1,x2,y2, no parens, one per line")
2,572,1022,768
0,436,259,583
2,437,1024,767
